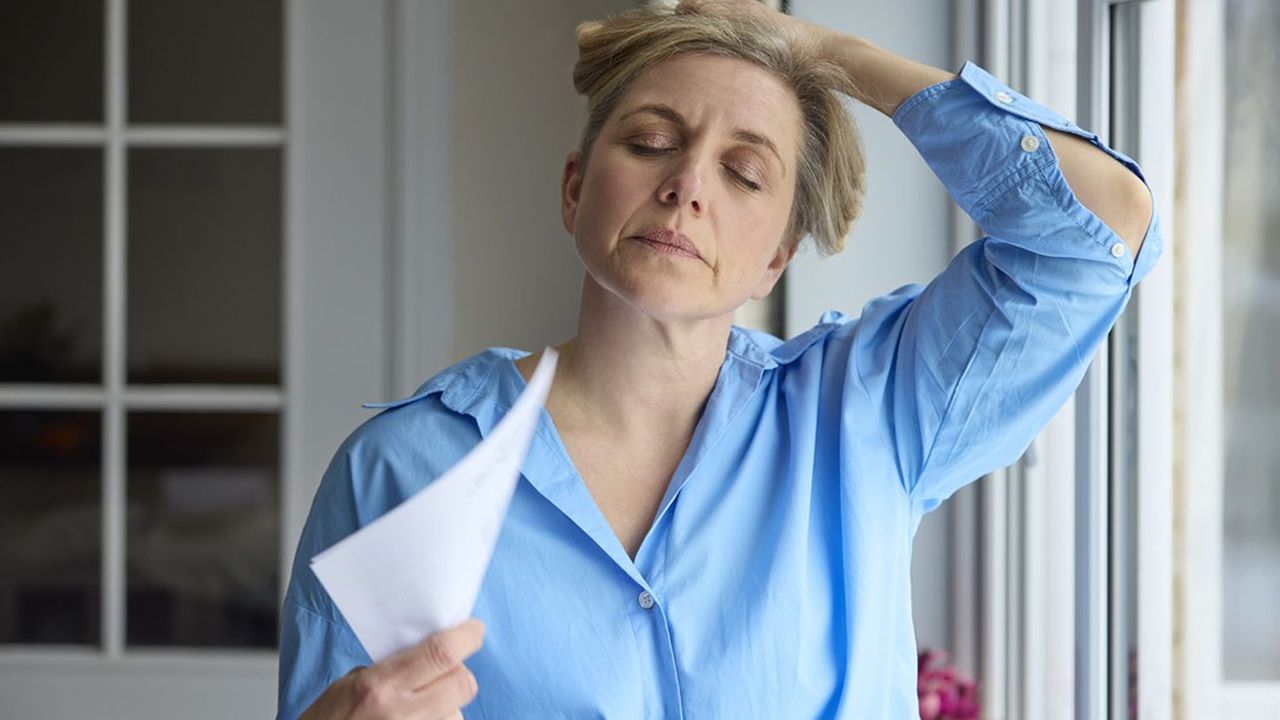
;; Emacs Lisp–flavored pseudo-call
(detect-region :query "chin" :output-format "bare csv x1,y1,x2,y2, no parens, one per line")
595,270,734,323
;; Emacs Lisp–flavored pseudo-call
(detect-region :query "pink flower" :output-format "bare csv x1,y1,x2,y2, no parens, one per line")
918,649,981,720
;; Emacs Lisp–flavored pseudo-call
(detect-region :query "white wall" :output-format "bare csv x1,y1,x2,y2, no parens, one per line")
787,0,958,655
447,0,632,364
393,0,635,398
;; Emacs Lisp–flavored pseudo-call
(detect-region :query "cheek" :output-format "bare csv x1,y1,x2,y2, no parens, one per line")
580,162,647,230
729,202,791,263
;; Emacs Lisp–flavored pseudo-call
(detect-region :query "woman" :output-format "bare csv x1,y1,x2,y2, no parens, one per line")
279,1,1161,718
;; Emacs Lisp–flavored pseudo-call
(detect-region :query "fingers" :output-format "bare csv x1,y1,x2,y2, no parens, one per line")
325,663,478,720
300,621,485,720
408,664,479,719
380,619,486,692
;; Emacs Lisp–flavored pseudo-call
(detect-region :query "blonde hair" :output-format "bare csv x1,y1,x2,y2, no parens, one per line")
572,2,866,256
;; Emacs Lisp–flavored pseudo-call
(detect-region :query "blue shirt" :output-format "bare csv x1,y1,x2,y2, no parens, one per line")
277,60,1163,719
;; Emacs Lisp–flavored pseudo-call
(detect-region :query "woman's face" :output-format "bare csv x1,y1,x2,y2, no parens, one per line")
561,52,805,322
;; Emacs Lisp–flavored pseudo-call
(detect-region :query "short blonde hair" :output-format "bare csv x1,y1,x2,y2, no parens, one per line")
572,2,865,255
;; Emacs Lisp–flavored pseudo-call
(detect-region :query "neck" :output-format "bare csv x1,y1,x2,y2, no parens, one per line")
534,273,732,437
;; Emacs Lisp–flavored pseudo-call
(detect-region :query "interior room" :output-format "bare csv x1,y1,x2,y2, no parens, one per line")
0,0,1274,718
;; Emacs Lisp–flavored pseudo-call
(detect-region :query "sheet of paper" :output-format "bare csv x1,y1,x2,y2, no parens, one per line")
311,347,558,662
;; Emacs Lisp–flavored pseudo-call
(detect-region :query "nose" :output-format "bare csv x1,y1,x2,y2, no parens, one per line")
657,155,704,213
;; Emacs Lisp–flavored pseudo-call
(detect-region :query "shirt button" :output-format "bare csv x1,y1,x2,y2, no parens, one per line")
1020,135,1041,152
637,591,655,610
1110,242,1126,258
996,91,1014,104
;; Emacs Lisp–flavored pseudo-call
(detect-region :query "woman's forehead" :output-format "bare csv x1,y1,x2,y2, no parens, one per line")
625,53,795,109
613,55,802,143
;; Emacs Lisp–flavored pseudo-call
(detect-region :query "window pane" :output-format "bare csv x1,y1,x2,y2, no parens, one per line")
127,148,281,385
0,148,103,384
0,410,102,646
125,411,278,648
1222,0,1280,682
0,0,104,122
127,0,282,123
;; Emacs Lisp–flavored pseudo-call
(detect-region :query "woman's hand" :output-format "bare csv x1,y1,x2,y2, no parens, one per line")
674,0,954,116
674,0,836,56
300,619,485,720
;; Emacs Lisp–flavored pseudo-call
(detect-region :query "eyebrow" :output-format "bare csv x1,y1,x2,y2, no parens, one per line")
619,103,787,178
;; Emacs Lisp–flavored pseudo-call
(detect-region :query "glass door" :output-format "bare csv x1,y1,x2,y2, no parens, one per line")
0,1,394,717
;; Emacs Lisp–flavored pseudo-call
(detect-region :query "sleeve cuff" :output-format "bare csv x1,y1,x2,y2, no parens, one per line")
891,59,1149,204
890,59,1164,289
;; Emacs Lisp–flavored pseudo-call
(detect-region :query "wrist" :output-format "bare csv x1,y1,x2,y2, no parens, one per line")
811,30,883,105
816,32,955,117
790,17,858,62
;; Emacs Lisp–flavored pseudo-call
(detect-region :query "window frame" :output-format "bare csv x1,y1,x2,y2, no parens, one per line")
0,0,394,716
954,2,1177,719
1176,0,1280,716
1067,2,1176,718
0,0,286,664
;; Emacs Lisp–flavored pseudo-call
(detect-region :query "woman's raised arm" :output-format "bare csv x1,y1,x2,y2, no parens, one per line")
685,0,1164,504
688,0,1151,256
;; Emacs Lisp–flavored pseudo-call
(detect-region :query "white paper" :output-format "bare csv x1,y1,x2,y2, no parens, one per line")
311,348,558,661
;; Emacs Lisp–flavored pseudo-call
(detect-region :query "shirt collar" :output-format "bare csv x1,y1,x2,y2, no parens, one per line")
362,315,846,421
361,347,524,431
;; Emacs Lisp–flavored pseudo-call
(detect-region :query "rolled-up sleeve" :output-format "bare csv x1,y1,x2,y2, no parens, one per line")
844,60,1164,507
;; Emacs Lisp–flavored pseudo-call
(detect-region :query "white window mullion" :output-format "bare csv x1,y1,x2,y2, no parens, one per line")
0,126,106,144
1127,3,1175,719
1177,0,1225,717
102,0,126,660
122,387,284,411
0,386,106,408
0,127,286,146
123,127,287,146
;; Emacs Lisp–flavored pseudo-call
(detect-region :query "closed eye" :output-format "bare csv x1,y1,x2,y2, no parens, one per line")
626,144,762,192
729,168,762,192
627,144,674,156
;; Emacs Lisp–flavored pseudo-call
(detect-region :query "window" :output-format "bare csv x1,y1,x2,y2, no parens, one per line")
0,0,284,654
1177,0,1280,716
1221,0,1280,685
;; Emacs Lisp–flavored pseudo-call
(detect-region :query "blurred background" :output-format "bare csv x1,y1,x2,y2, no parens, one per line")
0,0,1273,718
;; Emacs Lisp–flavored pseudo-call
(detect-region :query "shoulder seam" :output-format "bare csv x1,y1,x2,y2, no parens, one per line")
446,353,502,413
286,597,345,630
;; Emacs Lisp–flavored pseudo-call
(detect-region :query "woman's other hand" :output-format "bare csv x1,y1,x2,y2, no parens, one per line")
673,0,834,55
300,619,485,720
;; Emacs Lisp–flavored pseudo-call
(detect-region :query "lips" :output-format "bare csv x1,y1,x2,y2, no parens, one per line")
631,228,701,259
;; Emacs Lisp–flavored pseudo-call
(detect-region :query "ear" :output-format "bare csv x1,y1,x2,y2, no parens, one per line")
749,233,800,300
561,149,583,235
